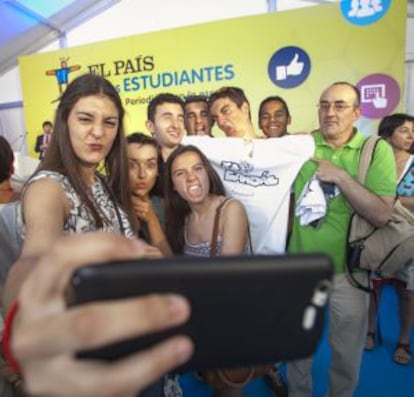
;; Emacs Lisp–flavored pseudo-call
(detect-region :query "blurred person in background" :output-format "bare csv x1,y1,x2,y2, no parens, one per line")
365,113,414,365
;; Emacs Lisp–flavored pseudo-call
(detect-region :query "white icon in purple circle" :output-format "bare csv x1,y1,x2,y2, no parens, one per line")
356,74,400,119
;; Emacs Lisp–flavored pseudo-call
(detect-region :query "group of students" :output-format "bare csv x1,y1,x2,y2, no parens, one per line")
0,73,413,397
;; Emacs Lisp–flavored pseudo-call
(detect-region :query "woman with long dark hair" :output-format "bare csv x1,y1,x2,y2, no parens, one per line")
165,145,248,257
165,145,254,397
4,73,160,307
127,132,172,256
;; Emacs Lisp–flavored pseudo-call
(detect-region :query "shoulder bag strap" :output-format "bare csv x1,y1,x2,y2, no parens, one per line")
398,155,414,185
346,136,383,294
210,198,231,257
358,135,382,184
357,135,393,217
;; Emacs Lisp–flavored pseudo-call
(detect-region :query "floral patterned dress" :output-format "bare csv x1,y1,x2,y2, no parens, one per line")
19,170,133,238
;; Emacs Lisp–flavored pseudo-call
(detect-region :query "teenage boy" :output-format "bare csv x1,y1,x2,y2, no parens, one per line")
184,95,212,136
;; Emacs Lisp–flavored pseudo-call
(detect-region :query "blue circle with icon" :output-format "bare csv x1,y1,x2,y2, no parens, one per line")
341,0,391,26
268,46,311,89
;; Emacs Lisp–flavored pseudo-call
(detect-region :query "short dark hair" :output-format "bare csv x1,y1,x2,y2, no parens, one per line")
184,95,214,130
0,136,14,183
42,121,53,129
378,113,414,139
258,96,291,119
208,86,249,109
147,93,184,122
184,95,208,106
208,86,251,120
127,132,158,148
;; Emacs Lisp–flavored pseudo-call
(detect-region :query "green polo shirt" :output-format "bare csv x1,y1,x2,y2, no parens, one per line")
288,130,397,273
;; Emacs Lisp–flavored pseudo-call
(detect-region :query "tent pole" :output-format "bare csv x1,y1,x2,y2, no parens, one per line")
267,0,277,12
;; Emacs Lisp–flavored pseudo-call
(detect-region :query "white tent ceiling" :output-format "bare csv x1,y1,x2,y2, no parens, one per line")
0,0,412,152
0,0,413,77
0,0,120,75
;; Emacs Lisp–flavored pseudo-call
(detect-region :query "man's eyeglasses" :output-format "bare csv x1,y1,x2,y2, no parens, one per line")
318,101,356,112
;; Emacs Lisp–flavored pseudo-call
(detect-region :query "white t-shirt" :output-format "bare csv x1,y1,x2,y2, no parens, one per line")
183,134,314,254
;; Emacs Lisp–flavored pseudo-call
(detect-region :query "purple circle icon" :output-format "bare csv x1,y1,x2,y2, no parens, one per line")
356,74,400,119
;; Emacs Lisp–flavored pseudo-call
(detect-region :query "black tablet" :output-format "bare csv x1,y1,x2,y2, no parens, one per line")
66,253,333,372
